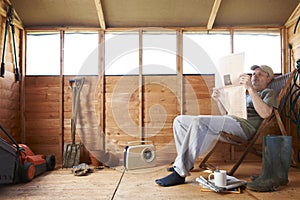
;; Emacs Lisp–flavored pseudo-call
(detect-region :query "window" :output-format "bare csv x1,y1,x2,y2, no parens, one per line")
234,31,281,73
64,32,98,75
105,31,177,75
26,29,282,76
143,32,176,75
183,32,231,74
105,32,139,75
26,33,60,75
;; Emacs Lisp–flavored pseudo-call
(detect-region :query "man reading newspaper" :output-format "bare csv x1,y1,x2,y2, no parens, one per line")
155,65,277,187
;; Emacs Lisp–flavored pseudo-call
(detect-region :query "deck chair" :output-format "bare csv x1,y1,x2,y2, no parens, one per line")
199,68,298,176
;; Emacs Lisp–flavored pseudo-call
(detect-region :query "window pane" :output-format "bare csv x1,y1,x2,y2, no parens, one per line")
64,32,98,75
234,31,281,73
105,32,139,75
183,32,231,74
26,33,60,75
143,32,176,75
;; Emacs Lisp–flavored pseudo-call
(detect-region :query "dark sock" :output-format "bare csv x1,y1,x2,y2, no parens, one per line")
155,171,185,186
167,166,194,172
166,167,174,172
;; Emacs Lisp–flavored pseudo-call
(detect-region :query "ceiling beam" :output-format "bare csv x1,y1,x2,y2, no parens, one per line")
285,2,300,28
94,0,106,29
207,0,222,30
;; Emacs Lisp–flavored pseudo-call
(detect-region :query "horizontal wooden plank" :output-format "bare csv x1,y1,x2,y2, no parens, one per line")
25,93,61,102
26,135,60,145
25,102,60,112
0,90,19,101
25,76,61,86
25,87,61,95
25,127,62,136
25,111,61,119
26,119,61,129
0,106,20,121
0,99,20,110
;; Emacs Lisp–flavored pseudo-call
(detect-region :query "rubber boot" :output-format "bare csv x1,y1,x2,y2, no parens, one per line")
247,135,292,192
277,136,292,186
248,135,292,190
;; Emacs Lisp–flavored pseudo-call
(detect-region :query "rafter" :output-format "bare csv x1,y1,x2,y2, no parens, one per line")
207,0,222,30
285,2,300,28
94,0,106,29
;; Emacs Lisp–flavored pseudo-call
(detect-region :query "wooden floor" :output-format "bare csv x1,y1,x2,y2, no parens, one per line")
0,161,299,200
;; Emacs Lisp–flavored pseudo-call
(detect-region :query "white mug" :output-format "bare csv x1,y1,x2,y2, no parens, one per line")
208,169,227,187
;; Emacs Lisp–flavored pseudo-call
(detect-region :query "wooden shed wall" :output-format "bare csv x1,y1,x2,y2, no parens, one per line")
23,73,282,166
24,77,62,161
22,38,287,166
286,6,300,164
0,1,22,143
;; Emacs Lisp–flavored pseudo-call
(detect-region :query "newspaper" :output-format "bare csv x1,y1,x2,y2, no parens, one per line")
215,52,247,119
196,175,247,193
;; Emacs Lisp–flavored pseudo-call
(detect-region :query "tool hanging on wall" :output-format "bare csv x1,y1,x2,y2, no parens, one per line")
294,16,300,34
0,6,20,81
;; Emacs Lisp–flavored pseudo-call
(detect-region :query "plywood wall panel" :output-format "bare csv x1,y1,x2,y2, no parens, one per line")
183,75,214,115
287,5,300,164
25,76,62,162
21,68,281,166
100,74,265,163
23,69,281,165
104,73,141,154
0,9,22,143
143,76,179,161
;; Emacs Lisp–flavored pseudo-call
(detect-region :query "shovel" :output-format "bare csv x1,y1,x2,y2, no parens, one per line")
63,77,85,168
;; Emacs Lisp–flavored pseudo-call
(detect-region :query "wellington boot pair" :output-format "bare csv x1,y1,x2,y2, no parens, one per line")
247,135,292,192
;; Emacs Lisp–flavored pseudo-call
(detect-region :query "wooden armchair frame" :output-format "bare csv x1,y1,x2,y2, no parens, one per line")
199,69,298,176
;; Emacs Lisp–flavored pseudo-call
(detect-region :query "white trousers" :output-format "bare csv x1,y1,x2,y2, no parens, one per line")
173,115,247,177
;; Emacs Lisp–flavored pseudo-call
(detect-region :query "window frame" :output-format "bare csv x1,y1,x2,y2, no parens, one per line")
25,28,284,76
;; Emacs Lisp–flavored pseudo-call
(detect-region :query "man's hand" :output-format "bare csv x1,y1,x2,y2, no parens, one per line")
211,88,227,115
211,88,220,102
239,74,253,91
239,73,273,118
